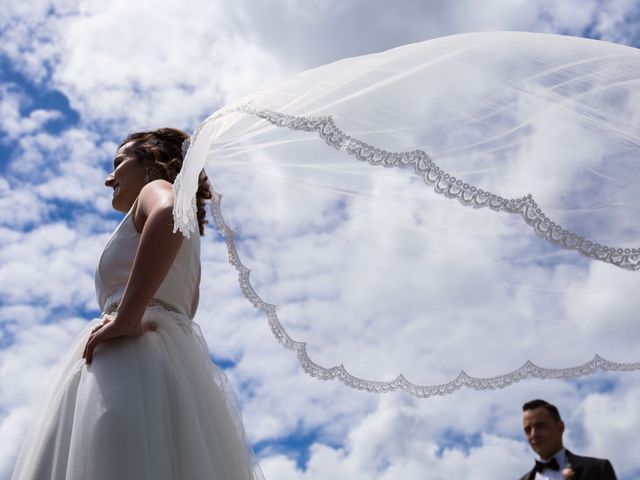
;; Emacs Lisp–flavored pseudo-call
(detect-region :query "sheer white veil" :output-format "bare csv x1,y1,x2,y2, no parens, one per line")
174,32,640,397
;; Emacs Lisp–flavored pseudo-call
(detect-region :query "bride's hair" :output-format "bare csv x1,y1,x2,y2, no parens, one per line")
119,128,212,236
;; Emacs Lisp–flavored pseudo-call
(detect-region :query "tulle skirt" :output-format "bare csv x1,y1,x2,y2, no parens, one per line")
11,306,263,480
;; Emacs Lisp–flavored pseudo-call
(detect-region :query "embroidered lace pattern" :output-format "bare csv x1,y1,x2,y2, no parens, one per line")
179,103,640,397
240,104,640,270
103,299,192,334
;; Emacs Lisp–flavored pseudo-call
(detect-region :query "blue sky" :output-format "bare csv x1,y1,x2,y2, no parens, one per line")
2,1,640,479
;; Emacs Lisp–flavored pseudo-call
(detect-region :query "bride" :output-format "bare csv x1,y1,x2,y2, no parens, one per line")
11,128,263,479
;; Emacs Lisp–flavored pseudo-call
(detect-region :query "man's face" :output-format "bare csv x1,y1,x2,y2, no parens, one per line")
523,407,564,460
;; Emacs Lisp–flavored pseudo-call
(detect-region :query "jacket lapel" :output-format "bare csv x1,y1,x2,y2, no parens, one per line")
566,450,585,480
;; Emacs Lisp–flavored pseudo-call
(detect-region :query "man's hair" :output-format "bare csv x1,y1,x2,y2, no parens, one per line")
522,399,562,422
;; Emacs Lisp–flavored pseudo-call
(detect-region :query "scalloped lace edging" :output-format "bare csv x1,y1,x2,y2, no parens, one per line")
199,103,640,396
237,103,640,271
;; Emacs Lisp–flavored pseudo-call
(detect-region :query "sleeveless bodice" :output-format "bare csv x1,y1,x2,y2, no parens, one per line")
94,204,201,318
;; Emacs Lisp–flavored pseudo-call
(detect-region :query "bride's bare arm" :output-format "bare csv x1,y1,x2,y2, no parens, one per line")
83,179,183,363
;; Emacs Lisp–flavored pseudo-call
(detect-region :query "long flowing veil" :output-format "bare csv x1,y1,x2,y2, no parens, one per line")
174,32,640,397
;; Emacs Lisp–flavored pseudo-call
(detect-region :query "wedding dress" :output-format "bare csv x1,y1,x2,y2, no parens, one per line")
11,202,263,479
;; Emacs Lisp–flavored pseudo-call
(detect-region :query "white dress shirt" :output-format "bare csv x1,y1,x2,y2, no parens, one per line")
534,448,568,480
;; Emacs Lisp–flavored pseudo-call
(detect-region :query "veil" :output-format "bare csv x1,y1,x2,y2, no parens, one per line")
173,32,640,397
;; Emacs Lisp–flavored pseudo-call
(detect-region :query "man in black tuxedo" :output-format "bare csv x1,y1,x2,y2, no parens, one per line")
519,399,617,480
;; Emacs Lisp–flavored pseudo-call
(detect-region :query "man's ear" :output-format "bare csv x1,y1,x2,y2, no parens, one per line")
559,420,565,434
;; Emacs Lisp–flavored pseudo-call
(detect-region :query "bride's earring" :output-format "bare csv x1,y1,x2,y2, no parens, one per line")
144,170,151,183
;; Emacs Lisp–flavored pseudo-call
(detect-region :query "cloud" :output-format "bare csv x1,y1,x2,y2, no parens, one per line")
2,0,635,133
2,0,285,131
225,0,640,74
590,0,640,45
2,1,640,479
582,386,640,477
0,180,51,228
0,85,62,140
0,220,103,309
0,317,86,475
260,377,640,479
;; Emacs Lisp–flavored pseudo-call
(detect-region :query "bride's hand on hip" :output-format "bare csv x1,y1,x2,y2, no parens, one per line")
82,314,157,365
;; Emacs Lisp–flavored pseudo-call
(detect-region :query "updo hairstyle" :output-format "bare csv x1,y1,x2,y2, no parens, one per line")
119,128,212,236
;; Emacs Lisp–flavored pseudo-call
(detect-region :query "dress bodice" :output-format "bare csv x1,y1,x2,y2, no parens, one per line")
94,202,201,318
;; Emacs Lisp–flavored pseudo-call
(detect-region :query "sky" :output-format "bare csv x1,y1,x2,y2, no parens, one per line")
1,0,640,479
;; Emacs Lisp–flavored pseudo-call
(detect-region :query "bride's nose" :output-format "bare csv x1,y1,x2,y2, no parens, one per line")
105,173,115,187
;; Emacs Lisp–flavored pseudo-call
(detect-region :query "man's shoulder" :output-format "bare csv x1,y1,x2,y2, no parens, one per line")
517,451,616,480
567,449,611,465
567,450,617,480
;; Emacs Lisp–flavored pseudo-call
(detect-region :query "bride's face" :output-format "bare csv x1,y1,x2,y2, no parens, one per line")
105,141,147,212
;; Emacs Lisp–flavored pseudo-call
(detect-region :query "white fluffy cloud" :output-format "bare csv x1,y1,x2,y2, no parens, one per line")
1,0,285,131
0,221,103,308
257,378,640,479
0,86,61,140
2,1,640,479
0,317,86,475
3,0,638,131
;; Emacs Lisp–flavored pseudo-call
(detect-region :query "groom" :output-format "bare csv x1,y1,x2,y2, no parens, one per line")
519,399,616,480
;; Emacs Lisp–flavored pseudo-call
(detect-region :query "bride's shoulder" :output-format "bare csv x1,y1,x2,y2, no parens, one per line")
132,180,176,232
138,179,175,209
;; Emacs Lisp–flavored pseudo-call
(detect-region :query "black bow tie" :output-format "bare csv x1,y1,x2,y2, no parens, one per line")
534,457,560,473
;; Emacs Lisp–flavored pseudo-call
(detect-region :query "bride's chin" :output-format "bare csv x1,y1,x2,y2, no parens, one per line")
111,196,128,213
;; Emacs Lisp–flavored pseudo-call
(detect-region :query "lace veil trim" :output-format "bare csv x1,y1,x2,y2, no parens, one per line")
173,103,640,397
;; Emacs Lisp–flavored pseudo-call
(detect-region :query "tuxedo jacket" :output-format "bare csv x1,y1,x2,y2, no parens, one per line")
519,450,617,480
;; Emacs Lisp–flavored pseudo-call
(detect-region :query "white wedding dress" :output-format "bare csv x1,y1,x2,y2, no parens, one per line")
11,202,263,479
